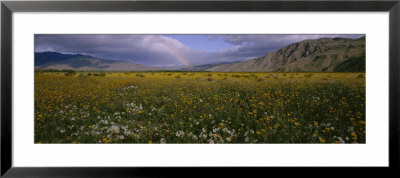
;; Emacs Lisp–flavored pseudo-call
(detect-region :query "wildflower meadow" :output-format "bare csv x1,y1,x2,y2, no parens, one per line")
34,71,365,144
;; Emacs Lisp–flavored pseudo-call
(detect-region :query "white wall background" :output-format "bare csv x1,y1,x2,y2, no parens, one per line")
12,12,389,167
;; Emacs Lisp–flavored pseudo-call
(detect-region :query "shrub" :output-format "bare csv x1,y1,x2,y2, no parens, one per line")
135,73,145,77
304,74,313,78
93,72,106,77
64,70,77,76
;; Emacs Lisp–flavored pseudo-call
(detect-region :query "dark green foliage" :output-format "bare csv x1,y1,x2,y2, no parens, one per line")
93,72,106,77
304,74,313,78
135,73,145,77
64,70,77,76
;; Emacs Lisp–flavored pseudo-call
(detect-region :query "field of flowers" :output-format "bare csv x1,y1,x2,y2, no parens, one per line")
34,71,365,144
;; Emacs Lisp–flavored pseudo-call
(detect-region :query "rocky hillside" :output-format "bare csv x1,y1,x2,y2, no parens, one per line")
206,36,365,72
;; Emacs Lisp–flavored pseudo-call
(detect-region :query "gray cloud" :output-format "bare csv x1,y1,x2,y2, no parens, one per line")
35,34,364,67
35,34,192,66
220,34,365,60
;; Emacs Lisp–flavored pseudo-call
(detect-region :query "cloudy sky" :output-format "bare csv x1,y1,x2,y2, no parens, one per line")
35,34,364,67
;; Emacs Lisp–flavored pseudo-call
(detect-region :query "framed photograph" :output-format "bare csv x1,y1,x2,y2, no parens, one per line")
1,0,399,176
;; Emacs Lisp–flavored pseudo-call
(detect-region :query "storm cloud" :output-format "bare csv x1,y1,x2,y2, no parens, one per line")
35,34,364,67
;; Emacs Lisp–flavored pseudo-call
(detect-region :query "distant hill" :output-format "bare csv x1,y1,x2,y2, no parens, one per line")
35,52,88,66
35,52,161,71
178,61,242,71
206,36,365,72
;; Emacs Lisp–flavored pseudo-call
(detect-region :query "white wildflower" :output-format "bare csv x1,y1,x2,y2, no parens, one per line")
121,125,128,130
202,128,206,133
226,136,232,142
109,125,120,134
222,128,228,133
199,133,207,139
175,131,185,138
337,137,345,143
213,127,220,133
124,130,132,136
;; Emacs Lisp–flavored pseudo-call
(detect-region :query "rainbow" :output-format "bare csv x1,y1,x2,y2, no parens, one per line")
163,45,191,66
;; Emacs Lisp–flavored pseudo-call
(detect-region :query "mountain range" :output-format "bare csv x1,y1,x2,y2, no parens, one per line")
35,52,161,71
205,36,365,72
35,36,365,72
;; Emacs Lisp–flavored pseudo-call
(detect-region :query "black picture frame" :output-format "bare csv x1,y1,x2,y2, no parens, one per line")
1,0,399,177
